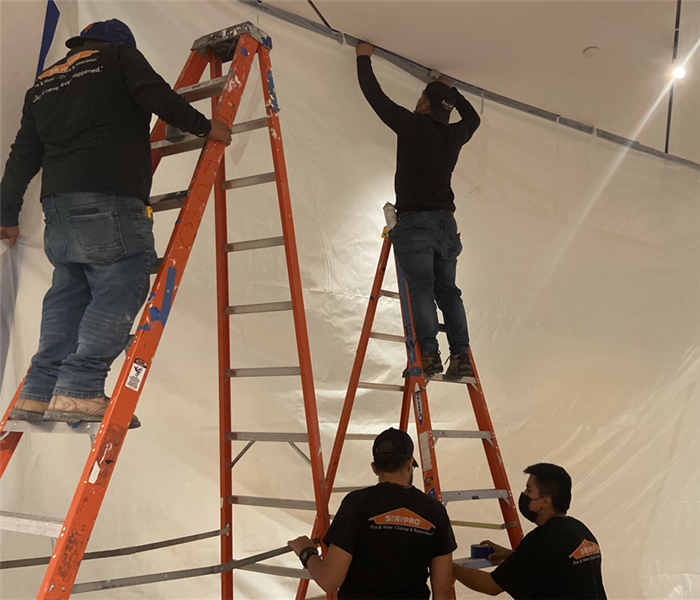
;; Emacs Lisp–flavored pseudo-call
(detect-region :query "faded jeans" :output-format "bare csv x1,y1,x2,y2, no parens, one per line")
389,212,470,356
19,194,157,403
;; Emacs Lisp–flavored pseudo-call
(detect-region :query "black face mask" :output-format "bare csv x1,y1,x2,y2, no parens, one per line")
518,492,540,523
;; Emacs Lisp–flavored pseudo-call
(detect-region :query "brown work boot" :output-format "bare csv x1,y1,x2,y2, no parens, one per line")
445,352,475,378
44,395,140,429
403,350,443,378
10,398,48,422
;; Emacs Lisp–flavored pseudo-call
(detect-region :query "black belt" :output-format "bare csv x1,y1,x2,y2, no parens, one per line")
397,209,454,220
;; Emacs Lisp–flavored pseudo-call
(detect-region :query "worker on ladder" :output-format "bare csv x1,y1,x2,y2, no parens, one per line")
0,19,232,425
289,428,455,599
355,42,481,378
453,463,607,598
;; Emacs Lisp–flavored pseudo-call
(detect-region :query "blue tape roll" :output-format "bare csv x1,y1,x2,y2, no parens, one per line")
471,544,493,559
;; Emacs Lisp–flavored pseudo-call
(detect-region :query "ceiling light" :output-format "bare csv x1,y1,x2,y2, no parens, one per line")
583,46,600,57
673,66,686,79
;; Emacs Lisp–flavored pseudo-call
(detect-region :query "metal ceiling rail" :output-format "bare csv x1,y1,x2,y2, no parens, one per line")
238,0,700,172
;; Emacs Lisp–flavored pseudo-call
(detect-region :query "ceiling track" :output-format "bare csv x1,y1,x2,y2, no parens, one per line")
238,0,700,172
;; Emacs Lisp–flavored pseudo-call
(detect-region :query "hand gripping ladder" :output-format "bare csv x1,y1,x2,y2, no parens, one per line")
0,22,330,599
297,221,524,599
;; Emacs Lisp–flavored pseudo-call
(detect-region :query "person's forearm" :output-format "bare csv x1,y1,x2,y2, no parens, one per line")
305,555,340,594
453,89,481,132
453,564,502,596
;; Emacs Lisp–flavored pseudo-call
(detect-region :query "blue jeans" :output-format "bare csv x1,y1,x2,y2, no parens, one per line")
389,212,469,355
19,194,157,403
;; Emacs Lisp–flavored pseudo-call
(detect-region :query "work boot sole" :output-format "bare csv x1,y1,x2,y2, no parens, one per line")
10,408,47,423
44,410,141,429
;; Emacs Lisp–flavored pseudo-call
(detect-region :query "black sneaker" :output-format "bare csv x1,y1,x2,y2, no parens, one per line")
403,351,443,378
445,352,474,378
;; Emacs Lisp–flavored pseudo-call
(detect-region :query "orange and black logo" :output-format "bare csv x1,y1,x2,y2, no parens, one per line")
569,539,601,565
369,508,435,531
39,50,99,79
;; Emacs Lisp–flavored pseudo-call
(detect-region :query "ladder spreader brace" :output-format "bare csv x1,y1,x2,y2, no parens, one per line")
0,22,331,600
296,226,524,599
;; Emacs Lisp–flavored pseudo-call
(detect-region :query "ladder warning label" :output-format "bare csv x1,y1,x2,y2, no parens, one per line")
126,359,148,392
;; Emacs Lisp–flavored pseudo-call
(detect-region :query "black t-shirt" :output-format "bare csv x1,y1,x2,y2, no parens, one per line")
356,56,481,216
323,482,457,600
1,42,210,226
491,516,607,600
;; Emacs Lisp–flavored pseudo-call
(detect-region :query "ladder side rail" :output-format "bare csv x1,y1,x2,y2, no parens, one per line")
257,48,331,541
0,382,24,477
295,236,392,600
36,37,260,600
210,55,234,600
394,255,444,502
465,350,524,549
150,51,210,171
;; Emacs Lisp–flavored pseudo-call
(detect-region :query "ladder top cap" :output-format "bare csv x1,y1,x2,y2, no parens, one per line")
191,22,273,59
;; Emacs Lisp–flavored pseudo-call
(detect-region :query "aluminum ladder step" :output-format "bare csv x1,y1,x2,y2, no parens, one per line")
227,367,300,378
239,563,311,580
432,429,492,441
222,172,276,190
224,236,285,253
226,432,308,442
442,489,510,503
379,289,400,299
427,373,477,384
227,495,316,511
150,190,187,213
151,117,268,156
225,301,292,315
1,420,101,436
357,382,406,392
369,332,404,343
176,75,227,102
0,511,64,538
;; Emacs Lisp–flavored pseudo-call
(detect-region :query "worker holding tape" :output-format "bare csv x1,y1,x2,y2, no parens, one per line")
453,463,607,599
0,19,232,425
288,428,456,599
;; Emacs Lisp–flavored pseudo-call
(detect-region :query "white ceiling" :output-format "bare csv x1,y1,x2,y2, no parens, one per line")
263,0,700,164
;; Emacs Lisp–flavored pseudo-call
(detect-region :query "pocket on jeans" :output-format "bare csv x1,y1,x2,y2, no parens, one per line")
68,211,127,264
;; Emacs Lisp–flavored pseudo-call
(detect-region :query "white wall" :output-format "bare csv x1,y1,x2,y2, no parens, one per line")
1,2,698,599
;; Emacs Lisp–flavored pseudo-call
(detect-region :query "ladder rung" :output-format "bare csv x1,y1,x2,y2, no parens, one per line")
239,564,311,580
151,134,205,157
433,430,492,441
227,367,300,378
224,236,285,253
150,257,163,275
222,172,276,190
331,486,366,493
0,420,100,436
151,118,269,157
427,374,477,384
150,190,187,213
176,75,227,102
344,433,379,441
442,489,510,503
369,332,404,343
0,511,64,538
454,557,492,570
438,323,447,332
357,382,406,392
227,495,316,511
451,519,517,530
225,301,292,315
227,432,308,443
379,290,400,299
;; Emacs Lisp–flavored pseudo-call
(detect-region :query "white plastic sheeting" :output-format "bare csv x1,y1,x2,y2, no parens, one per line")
1,2,698,599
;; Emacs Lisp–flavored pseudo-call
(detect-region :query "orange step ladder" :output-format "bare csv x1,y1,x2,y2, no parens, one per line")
0,22,330,599
297,219,523,599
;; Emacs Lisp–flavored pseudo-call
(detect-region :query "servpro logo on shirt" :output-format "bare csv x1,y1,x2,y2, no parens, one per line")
569,539,601,565
369,508,436,534
39,50,100,79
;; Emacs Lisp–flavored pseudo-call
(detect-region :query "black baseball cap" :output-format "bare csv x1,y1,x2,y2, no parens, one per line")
66,19,137,49
424,81,456,124
373,428,419,468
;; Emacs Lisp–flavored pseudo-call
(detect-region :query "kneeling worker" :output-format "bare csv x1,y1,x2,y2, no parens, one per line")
453,463,607,598
288,428,456,599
